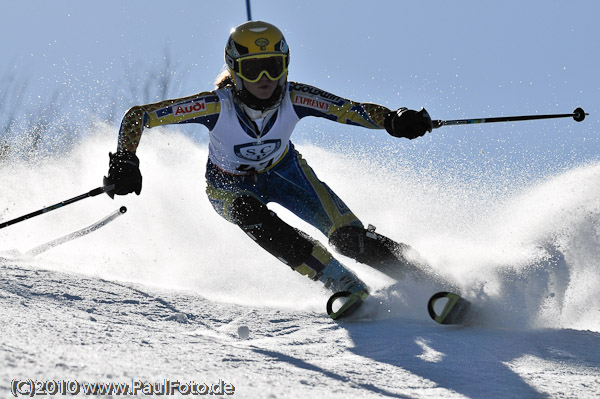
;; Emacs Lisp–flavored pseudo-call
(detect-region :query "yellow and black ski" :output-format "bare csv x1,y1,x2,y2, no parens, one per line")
326,290,369,320
427,292,473,325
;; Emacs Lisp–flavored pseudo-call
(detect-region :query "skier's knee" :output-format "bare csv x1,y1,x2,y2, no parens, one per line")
229,197,390,284
329,225,409,265
230,195,270,227
230,195,319,271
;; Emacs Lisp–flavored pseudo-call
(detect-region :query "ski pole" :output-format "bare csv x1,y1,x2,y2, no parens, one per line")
25,206,127,257
0,185,115,230
432,107,587,129
245,0,252,21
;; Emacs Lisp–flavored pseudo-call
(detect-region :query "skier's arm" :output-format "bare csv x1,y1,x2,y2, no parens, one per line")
289,82,388,129
105,91,220,198
289,82,432,139
117,91,221,153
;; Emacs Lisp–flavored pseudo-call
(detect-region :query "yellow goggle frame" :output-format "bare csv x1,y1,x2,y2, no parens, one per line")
234,53,288,83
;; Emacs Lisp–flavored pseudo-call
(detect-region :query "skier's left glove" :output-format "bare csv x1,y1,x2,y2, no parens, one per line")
384,107,433,139
103,150,142,199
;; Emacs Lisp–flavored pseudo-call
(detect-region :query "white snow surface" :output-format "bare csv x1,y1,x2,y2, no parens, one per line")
1,127,600,398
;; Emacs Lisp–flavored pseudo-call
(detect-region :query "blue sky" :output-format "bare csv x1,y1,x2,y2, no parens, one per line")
2,0,598,175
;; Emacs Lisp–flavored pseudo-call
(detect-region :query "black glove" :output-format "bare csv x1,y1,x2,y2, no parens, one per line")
103,150,142,199
384,107,433,139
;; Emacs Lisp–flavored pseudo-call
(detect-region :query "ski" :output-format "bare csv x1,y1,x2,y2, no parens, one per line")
427,291,473,325
326,290,369,320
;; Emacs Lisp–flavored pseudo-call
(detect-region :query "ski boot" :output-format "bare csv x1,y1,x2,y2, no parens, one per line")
319,258,369,320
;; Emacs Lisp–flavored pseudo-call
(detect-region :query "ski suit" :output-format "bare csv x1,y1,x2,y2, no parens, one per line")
117,82,409,285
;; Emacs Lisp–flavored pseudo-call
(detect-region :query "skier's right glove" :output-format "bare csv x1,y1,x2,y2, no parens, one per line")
384,107,433,139
103,150,142,199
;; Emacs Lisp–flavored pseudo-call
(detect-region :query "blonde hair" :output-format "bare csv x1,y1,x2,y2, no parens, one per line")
214,68,234,89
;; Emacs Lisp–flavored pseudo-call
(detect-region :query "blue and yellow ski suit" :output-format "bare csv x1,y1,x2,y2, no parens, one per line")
117,81,407,291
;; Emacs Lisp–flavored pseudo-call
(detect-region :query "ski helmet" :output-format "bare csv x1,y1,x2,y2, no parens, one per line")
225,21,290,111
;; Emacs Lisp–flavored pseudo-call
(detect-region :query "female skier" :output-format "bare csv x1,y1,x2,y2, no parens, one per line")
104,21,433,319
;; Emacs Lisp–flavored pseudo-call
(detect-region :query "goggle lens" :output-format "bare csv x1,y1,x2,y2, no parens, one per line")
237,55,287,82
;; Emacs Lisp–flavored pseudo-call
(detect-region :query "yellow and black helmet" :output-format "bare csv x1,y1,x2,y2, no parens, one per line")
224,21,290,110
225,21,289,61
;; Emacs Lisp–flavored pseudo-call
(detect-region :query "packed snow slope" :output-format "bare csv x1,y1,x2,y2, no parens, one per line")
1,126,599,398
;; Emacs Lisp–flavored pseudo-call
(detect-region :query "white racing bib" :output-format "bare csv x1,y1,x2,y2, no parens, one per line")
209,87,299,174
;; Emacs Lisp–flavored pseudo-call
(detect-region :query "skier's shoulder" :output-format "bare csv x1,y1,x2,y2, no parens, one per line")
287,82,347,116
138,90,223,122
288,81,344,103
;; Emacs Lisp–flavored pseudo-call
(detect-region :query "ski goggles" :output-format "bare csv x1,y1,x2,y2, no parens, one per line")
234,54,288,83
